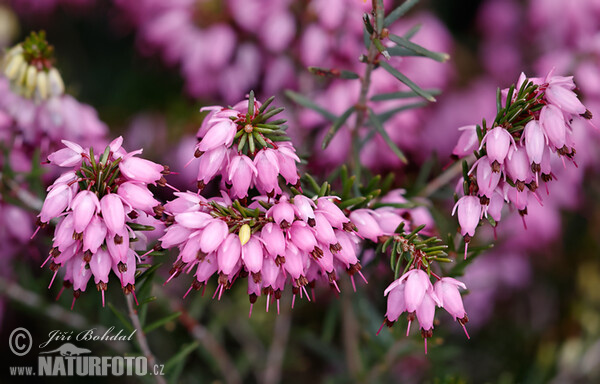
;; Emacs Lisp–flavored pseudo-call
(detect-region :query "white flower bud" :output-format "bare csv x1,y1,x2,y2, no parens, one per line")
48,67,64,97
36,70,49,100
4,52,23,79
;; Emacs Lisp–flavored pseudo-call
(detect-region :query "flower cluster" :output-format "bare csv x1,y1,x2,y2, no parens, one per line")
160,191,367,315
2,31,64,101
381,268,469,354
452,71,593,257
190,94,300,199
0,31,108,174
38,137,168,308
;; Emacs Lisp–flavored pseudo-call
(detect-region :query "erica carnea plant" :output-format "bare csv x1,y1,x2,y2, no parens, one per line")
2,0,599,383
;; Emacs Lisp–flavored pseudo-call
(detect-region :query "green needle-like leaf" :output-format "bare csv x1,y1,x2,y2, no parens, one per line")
368,108,408,164
285,90,336,122
322,106,355,149
384,0,420,27
143,312,182,333
379,61,436,102
388,34,449,62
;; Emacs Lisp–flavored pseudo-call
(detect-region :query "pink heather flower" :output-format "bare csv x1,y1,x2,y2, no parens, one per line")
199,220,228,254
480,126,515,169
453,196,482,259
506,146,534,188
452,125,479,158
100,194,126,235
475,156,501,198
227,154,258,199
540,105,567,150
197,119,237,152
119,153,165,185
402,269,434,313
415,290,439,353
47,140,84,167
162,190,366,310
260,222,286,258
349,209,384,242
254,148,281,195
384,282,406,323
453,196,481,238
545,81,586,115
316,197,350,229
197,146,228,185
117,181,160,215
486,191,505,224
288,221,318,253
70,190,100,234
39,183,73,223
522,120,545,166
242,237,264,279
267,198,296,227
217,233,242,277
83,215,107,254
434,278,468,320
39,138,167,306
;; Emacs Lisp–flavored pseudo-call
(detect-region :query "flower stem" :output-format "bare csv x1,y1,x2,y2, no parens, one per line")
125,294,166,384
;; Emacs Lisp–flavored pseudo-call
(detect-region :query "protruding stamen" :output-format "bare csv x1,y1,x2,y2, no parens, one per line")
48,269,59,289
183,285,194,299
376,320,386,336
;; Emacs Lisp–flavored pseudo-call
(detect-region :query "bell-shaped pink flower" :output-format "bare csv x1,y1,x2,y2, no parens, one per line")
452,125,478,158
293,195,316,222
334,230,359,267
402,269,433,312
267,198,295,226
180,235,202,264
283,243,304,280
416,290,438,332
481,126,514,167
505,146,533,186
89,248,112,285
40,183,73,223
198,119,236,152
217,233,241,276
349,209,383,242
260,222,286,258
197,145,227,184
275,143,300,185
47,140,84,167
199,219,229,254
434,277,467,320
313,212,337,245
83,215,107,253
522,120,545,165
71,191,100,234
106,228,130,264
242,236,263,275
452,196,481,238
117,182,160,215
119,153,164,184
289,221,317,253
253,148,281,194
486,191,504,223
384,281,406,323
227,154,258,198
71,255,92,292
175,211,213,229
100,194,126,234
316,197,349,228
53,214,76,252
545,84,586,115
475,157,501,198
540,105,567,150
195,252,218,284
112,249,137,287
160,225,193,248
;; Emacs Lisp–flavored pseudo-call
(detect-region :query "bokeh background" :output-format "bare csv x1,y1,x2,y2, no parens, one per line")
1,0,600,383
